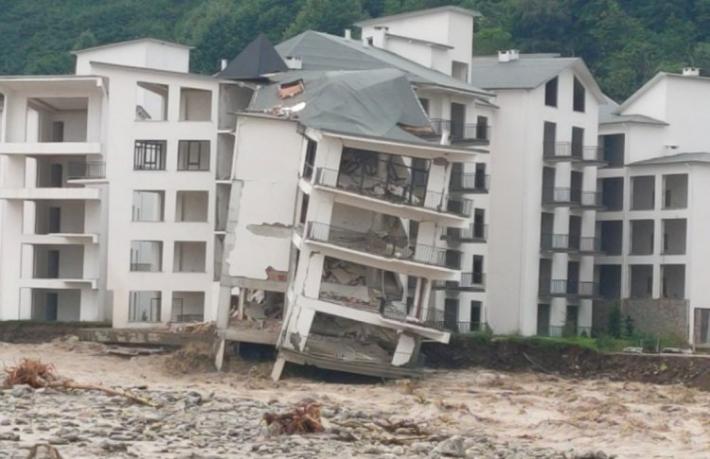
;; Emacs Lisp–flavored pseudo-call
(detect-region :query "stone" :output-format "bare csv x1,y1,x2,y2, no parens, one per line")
430,436,466,458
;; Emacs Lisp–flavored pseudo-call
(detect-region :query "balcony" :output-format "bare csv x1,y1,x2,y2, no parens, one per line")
67,161,106,180
314,167,473,220
541,187,581,207
0,187,100,201
579,236,602,254
540,279,598,298
427,119,490,144
540,233,573,252
0,142,102,156
433,272,485,292
581,146,607,165
449,173,490,193
306,222,457,270
442,224,487,243
580,191,604,209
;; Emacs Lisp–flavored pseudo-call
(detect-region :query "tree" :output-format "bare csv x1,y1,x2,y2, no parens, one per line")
284,0,366,39
72,30,98,51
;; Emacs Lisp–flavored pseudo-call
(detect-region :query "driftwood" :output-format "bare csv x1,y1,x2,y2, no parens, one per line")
4,358,158,407
263,401,324,435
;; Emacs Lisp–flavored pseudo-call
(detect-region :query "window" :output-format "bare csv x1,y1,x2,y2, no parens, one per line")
172,291,205,322
602,134,625,167
545,77,558,107
472,255,484,284
573,77,586,112
132,190,165,222
452,61,469,82
475,116,489,141
470,301,482,331
571,127,584,157
136,82,168,121
179,88,212,121
173,241,206,273
419,98,429,114
175,191,208,222
302,140,316,179
543,121,556,157
129,291,161,322
130,241,163,272
178,140,210,171
134,140,166,170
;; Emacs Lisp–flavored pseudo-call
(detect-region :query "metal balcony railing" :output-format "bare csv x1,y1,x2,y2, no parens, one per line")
444,224,487,243
540,279,598,298
540,233,571,251
315,167,473,217
67,160,106,179
581,191,604,208
433,272,485,290
428,118,490,142
450,173,490,193
130,262,160,272
541,187,582,205
307,222,455,268
543,142,572,160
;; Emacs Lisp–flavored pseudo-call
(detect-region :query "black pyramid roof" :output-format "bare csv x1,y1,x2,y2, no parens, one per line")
218,34,288,80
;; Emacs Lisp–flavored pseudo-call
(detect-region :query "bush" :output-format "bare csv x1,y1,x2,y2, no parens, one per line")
607,303,622,338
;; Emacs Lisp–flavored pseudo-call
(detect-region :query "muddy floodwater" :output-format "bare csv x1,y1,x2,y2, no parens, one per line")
0,341,708,458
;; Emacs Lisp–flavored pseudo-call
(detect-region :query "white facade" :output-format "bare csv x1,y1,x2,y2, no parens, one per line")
597,72,710,346
0,39,251,325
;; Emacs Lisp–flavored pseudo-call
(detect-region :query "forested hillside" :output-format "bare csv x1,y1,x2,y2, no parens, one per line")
1,0,708,100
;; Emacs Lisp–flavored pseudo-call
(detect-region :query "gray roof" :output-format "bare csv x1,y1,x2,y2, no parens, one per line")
218,34,287,80
470,55,578,89
599,97,668,125
248,68,444,145
355,6,481,27
629,152,710,167
469,54,605,101
276,31,490,96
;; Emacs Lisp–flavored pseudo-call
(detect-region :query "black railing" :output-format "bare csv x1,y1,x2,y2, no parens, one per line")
541,187,582,205
581,191,603,208
540,279,598,298
434,272,485,290
428,119,490,142
316,167,473,217
307,222,454,268
450,173,490,193
67,161,106,179
444,224,487,242
540,233,571,251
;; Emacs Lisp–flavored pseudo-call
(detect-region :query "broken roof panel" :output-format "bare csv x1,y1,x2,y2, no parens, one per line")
249,68,432,144
276,31,490,96
219,34,288,80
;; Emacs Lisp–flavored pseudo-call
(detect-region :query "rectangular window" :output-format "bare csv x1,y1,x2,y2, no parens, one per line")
179,87,212,121
543,121,556,157
132,190,165,222
545,77,558,107
303,140,317,179
175,191,208,222
470,301,482,331
136,82,168,121
571,127,584,157
573,77,586,112
134,140,166,170
475,116,489,141
129,291,161,322
130,241,163,272
173,241,207,273
177,140,210,171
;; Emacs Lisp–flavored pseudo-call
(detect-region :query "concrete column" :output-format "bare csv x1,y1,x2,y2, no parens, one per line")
550,297,567,336
652,263,661,299
392,334,416,366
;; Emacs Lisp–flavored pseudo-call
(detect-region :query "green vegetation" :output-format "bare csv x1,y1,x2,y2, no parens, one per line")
0,1,707,100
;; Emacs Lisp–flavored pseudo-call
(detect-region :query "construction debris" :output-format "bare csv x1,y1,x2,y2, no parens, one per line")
164,342,215,374
104,346,166,358
3,358,158,407
263,400,324,435
26,444,64,459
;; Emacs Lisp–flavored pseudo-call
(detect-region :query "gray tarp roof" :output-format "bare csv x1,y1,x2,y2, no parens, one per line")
248,68,437,144
276,31,490,96
629,152,710,166
219,34,288,80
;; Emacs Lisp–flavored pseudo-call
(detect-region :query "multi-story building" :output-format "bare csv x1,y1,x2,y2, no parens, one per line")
597,68,710,348
0,39,252,326
214,7,494,378
469,52,606,337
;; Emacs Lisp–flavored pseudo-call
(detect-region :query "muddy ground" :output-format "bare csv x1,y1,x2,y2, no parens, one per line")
0,339,708,458
423,336,710,390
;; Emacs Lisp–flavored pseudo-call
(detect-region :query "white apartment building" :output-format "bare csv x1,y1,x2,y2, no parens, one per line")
0,39,252,326
597,69,710,347
470,53,606,337
213,7,495,378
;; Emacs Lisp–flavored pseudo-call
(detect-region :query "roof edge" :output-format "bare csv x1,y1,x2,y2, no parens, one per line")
355,6,481,27
72,38,193,55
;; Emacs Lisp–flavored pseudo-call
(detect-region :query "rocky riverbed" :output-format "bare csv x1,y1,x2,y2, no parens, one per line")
0,341,708,458
0,384,608,458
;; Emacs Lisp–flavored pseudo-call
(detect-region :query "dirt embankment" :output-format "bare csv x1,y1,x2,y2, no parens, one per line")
423,336,710,390
0,321,109,344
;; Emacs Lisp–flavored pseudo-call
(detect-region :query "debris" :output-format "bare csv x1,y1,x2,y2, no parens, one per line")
523,352,552,374
164,342,214,374
431,435,466,458
623,347,643,354
26,444,63,459
262,401,324,435
3,358,159,408
278,80,304,99
105,346,166,358
662,347,692,354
